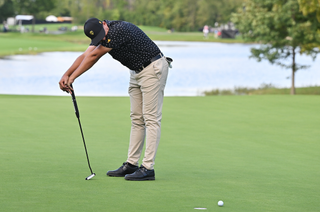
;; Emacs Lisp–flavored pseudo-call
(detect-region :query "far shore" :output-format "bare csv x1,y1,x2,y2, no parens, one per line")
0,24,244,57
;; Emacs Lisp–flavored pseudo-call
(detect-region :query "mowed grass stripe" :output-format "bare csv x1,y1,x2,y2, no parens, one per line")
1,95,319,212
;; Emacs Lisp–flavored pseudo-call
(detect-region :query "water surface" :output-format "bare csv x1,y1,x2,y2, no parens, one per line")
0,41,319,96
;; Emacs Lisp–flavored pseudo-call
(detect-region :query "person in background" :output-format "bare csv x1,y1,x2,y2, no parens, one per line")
203,25,209,39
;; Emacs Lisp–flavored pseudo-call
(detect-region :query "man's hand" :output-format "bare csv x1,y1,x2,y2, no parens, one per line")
65,77,75,94
59,75,73,93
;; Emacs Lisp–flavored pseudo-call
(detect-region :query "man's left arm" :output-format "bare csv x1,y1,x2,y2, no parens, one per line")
66,45,112,89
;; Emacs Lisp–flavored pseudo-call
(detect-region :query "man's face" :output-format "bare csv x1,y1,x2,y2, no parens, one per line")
101,22,109,41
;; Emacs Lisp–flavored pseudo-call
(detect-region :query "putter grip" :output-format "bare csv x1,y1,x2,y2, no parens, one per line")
70,84,80,118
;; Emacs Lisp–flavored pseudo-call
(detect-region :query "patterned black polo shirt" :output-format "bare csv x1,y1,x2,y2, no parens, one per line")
91,20,161,71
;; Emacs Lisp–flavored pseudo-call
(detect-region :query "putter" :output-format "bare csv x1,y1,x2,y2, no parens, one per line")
70,84,96,180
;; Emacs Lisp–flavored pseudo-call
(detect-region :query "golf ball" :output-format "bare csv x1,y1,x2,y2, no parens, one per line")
218,200,224,206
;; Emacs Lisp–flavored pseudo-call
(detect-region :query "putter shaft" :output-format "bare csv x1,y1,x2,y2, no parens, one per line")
70,84,95,180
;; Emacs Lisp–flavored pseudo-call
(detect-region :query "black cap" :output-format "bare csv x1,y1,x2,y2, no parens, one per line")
84,18,105,45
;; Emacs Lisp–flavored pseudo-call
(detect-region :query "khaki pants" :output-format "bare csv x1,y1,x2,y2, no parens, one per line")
127,57,169,170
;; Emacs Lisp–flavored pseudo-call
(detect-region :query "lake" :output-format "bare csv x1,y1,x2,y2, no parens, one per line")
0,41,319,96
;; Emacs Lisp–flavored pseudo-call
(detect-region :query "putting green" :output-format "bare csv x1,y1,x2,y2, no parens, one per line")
1,95,319,211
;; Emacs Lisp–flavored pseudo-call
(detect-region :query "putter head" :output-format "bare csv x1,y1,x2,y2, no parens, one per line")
85,173,96,180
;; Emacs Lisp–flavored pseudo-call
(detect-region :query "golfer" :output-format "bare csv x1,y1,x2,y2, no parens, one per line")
59,18,171,181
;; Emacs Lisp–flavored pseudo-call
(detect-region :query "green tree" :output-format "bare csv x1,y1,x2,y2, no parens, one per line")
128,0,162,26
13,0,56,32
160,0,242,31
57,0,243,31
0,0,15,22
298,0,320,21
48,0,72,17
232,0,320,95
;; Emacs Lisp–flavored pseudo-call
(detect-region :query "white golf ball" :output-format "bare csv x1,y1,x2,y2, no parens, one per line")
218,200,224,206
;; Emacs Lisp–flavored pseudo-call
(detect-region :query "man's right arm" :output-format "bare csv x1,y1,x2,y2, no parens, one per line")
59,45,96,92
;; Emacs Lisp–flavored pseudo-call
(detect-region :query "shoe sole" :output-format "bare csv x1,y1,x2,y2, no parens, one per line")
125,176,155,181
107,174,126,177
107,171,138,177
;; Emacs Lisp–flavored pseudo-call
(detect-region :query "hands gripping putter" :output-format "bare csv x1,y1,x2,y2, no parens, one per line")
70,84,96,180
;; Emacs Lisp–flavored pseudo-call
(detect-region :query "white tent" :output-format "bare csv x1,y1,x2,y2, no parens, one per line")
15,15,33,21
46,15,58,22
15,15,33,27
15,15,33,32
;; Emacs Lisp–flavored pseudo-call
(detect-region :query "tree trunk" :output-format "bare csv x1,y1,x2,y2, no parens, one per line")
291,47,296,95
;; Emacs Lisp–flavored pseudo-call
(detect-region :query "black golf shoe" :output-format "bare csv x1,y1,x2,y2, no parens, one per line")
106,162,139,177
124,165,155,181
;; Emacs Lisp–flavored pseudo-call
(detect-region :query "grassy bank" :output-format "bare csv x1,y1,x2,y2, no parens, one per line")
203,84,320,95
1,95,319,212
0,24,243,57
0,31,89,57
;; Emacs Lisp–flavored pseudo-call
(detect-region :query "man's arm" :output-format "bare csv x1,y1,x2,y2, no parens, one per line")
59,45,96,92
59,45,111,93
66,45,112,91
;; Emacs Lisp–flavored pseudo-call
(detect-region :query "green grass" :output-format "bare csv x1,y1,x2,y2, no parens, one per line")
248,86,320,95
1,95,319,212
0,24,243,57
146,31,243,43
0,31,89,56
204,85,320,95
12,23,77,32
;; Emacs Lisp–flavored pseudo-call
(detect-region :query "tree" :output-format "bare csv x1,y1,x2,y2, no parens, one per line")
62,0,243,31
232,0,320,95
13,0,56,32
0,0,15,22
298,0,320,21
47,0,72,18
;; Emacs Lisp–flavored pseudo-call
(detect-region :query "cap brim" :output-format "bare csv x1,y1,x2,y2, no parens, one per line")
91,28,106,46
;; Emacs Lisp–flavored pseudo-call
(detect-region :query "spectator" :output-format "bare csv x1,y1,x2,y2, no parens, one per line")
203,25,209,39
3,21,8,32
